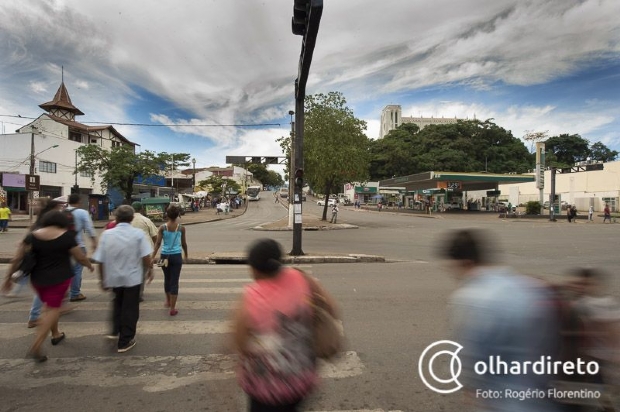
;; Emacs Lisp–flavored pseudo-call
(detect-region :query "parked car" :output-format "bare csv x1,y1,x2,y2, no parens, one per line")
317,198,337,206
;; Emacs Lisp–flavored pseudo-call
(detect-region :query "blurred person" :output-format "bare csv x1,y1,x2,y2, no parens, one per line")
131,201,158,301
152,205,187,316
603,203,611,223
330,202,339,223
65,193,98,302
232,238,337,412
572,268,619,411
588,205,594,221
0,201,11,232
2,210,94,362
440,229,561,412
93,205,153,353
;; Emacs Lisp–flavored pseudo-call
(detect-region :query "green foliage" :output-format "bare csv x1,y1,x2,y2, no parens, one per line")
245,163,284,187
303,92,370,219
369,119,533,180
525,201,541,215
589,142,618,163
197,175,240,195
76,145,162,202
158,152,191,170
544,134,590,168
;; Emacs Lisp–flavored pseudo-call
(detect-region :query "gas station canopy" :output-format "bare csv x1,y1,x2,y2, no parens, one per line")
379,171,535,193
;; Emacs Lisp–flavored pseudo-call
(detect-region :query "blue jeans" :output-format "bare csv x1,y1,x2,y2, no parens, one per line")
161,253,182,295
70,247,86,298
0,219,8,231
29,294,43,322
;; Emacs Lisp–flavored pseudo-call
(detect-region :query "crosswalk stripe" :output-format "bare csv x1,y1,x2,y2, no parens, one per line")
0,300,236,311
73,287,244,294
0,351,365,392
0,320,231,338
78,278,251,284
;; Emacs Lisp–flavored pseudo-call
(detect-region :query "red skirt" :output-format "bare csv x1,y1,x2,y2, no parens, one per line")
33,278,72,308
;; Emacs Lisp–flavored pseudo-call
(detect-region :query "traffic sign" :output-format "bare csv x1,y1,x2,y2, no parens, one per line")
25,174,40,191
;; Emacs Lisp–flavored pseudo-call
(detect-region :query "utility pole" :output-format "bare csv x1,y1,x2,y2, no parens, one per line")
29,130,35,223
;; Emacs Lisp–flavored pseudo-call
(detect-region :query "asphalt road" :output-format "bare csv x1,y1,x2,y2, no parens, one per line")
0,196,618,411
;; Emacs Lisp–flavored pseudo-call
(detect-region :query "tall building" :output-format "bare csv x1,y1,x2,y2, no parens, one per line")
379,105,462,138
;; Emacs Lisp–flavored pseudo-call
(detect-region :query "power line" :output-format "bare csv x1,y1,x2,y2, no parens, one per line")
0,114,281,128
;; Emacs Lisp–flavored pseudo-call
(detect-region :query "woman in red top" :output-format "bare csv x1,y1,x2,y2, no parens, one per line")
232,239,338,411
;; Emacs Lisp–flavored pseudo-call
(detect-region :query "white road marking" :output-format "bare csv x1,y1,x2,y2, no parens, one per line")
0,300,236,312
0,351,364,393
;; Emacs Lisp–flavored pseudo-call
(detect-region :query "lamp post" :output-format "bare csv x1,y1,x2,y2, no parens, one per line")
28,134,58,223
192,158,196,193
288,110,295,228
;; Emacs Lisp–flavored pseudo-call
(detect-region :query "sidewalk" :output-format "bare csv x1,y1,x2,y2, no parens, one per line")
1,203,385,264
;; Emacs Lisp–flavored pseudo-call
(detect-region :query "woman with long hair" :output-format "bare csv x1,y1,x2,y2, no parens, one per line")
152,205,188,316
2,210,94,362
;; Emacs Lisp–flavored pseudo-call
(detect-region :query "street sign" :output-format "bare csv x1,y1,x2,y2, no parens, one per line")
25,174,40,191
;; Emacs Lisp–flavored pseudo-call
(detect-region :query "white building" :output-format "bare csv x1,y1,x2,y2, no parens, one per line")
0,81,137,212
380,105,462,138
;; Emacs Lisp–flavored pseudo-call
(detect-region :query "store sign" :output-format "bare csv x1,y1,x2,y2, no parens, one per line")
1,173,25,188
25,174,40,191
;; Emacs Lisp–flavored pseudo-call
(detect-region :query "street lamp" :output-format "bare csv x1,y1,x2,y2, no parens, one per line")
192,158,196,193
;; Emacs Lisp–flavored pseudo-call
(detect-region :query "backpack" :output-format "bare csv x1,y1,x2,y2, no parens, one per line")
63,207,77,234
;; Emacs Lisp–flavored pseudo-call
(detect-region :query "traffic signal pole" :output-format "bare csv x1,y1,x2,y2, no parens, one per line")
290,0,323,256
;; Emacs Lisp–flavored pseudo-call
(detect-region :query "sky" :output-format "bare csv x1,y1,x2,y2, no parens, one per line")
0,0,619,172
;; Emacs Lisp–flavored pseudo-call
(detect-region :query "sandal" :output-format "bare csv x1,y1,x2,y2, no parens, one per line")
51,332,66,346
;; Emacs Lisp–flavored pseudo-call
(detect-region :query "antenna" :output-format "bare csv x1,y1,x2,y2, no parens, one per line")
61,66,64,83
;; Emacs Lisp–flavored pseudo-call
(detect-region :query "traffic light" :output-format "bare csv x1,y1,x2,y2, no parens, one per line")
294,169,304,188
292,0,309,35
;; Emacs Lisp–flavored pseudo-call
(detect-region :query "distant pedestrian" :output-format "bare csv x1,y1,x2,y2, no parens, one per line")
588,205,594,221
90,204,97,221
330,203,339,223
65,193,98,302
93,205,153,353
570,205,577,222
152,206,188,316
0,202,11,232
603,203,611,223
567,205,573,223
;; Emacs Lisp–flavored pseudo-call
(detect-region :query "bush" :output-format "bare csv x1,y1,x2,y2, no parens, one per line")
525,201,541,215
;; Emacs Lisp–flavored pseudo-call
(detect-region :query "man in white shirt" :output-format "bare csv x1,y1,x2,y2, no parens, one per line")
93,205,153,353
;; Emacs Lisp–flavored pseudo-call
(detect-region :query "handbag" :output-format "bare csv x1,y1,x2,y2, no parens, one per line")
301,271,344,359
11,234,36,283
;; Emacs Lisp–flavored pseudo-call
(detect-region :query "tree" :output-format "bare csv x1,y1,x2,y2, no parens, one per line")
197,175,240,196
544,134,591,168
76,145,163,203
589,142,618,163
368,119,533,180
245,163,284,188
280,92,370,220
159,152,192,171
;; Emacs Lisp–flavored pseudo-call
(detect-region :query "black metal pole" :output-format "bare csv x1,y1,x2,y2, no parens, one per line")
549,167,556,221
291,94,304,255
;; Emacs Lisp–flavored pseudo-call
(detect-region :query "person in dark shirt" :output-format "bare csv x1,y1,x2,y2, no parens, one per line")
2,210,94,362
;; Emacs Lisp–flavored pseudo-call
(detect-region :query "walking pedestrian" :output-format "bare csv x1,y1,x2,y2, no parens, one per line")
93,205,153,353
65,193,98,302
330,202,339,223
152,205,188,316
603,203,611,223
2,210,94,362
131,202,158,300
232,238,338,411
588,205,594,221
439,229,560,412
0,201,11,232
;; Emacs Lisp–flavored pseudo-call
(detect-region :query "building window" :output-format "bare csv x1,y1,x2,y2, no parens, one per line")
69,131,83,143
112,141,121,148
80,170,93,177
90,138,98,144
39,161,57,173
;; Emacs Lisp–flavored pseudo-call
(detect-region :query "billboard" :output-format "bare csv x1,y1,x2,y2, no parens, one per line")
1,173,26,188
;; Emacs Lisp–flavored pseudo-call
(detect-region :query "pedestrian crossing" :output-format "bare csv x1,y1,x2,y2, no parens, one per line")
0,264,400,412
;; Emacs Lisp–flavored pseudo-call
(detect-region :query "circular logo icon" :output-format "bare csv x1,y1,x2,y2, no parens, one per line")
418,340,463,394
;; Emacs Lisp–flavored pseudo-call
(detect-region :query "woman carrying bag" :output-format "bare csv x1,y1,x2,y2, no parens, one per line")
232,238,340,412
2,210,94,362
